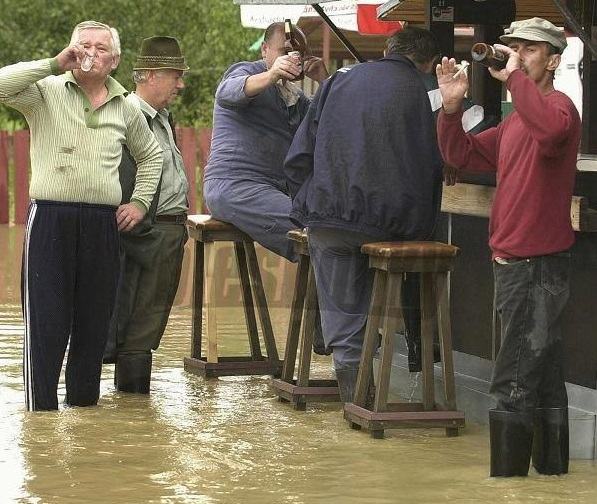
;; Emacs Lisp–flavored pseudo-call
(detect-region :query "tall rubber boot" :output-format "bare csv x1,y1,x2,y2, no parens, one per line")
402,277,441,372
335,367,359,403
532,407,569,475
115,352,152,394
489,409,534,477
313,312,332,356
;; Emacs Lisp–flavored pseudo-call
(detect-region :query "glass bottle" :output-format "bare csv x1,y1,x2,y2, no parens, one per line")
471,43,507,70
284,19,304,81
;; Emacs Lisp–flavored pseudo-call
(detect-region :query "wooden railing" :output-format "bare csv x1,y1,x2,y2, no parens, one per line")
0,127,212,224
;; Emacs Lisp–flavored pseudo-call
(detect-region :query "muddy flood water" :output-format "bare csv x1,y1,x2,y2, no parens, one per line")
1,224,597,503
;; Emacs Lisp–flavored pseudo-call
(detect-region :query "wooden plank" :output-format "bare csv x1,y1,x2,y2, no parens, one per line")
204,242,218,363
234,242,262,359
191,241,204,359
354,270,388,407
296,266,318,387
436,271,457,411
420,272,436,410
378,0,565,23
441,183,597,232
0,132,8,224
178,127,197,214
244,242,279,361
374,273,402,412
441,183,494,219
13,130,29,225
281,253,310,381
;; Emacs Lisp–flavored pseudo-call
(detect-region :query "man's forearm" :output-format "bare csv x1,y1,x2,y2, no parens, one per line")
0,59,55,102
243,70,274,98
130,149,163,212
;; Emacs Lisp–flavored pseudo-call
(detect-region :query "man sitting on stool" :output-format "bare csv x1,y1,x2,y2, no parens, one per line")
284,27,444,402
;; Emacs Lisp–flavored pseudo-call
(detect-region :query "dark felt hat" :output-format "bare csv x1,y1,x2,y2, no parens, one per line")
133,36,189,71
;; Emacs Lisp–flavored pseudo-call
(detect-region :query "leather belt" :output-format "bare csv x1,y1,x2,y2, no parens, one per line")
155,213,187,224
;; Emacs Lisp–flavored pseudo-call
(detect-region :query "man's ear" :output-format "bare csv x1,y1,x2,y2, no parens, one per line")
261,42,267,60
111,54,120,71
546,53,561,72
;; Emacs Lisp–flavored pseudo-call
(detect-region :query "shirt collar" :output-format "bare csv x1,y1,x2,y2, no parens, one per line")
380,53,417,69
130,92,159,119
64,71,127,101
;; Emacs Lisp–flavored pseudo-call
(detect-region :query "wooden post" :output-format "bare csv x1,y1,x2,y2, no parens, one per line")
178,126,197,214
427,0,455,58
197,128,212,213
0,131,9,224
581,0,597,154
13,130,30,225
471,24,504,123
322,22,331,70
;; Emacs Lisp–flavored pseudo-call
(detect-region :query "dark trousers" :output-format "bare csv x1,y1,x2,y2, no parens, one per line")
107,222,187,355
22,200,119,411
490,253,570,412
308,227,397,369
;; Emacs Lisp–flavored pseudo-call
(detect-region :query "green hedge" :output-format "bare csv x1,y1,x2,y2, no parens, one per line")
0,0,260,127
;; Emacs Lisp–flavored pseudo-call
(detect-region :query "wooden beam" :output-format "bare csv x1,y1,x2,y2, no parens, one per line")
378,0,566,24
441,183,597,232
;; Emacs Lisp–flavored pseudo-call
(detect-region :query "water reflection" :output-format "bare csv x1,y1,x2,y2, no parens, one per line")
1,224,597,503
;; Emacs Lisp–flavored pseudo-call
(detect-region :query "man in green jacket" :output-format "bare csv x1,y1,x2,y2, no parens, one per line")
105,37,189,394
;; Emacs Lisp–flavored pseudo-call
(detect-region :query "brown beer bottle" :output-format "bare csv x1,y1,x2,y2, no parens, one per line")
471,43,507,70
284,19,304,81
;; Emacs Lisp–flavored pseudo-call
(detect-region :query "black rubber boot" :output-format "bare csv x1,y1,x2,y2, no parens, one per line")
313,312,332,356
532,407,569,475
403,330,441,372
115,352,152,394
335,367,359,403
489,409,534,477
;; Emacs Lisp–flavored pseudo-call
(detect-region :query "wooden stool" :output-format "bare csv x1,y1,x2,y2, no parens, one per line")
183,215,282,378
343,241,465,438
271,230,340,410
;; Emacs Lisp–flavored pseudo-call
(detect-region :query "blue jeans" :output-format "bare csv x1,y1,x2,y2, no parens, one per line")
490,253,570,412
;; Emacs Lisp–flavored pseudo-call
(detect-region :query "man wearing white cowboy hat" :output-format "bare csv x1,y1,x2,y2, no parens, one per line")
105,36,190,394
436,17,581,477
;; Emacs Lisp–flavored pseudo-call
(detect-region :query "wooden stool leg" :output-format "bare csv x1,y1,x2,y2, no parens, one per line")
370,272,403,439
374,273,402,413
295,265,318,410
205,242,218,363
191,240,204,360
436,271,459,437
234,242,262,359
281,254,310,382
243,242,279,362
420,272,435,410
297,267,317,387
353,270,388,408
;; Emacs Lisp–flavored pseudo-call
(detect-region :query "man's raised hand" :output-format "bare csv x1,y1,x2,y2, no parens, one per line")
436,56,469,114
55,44,86,72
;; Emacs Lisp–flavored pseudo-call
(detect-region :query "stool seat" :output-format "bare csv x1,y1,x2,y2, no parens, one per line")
361,241,459,258
186,215,252,243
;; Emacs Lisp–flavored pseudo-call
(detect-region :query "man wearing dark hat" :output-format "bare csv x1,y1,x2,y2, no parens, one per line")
105,36,189,393
436,18,581,477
